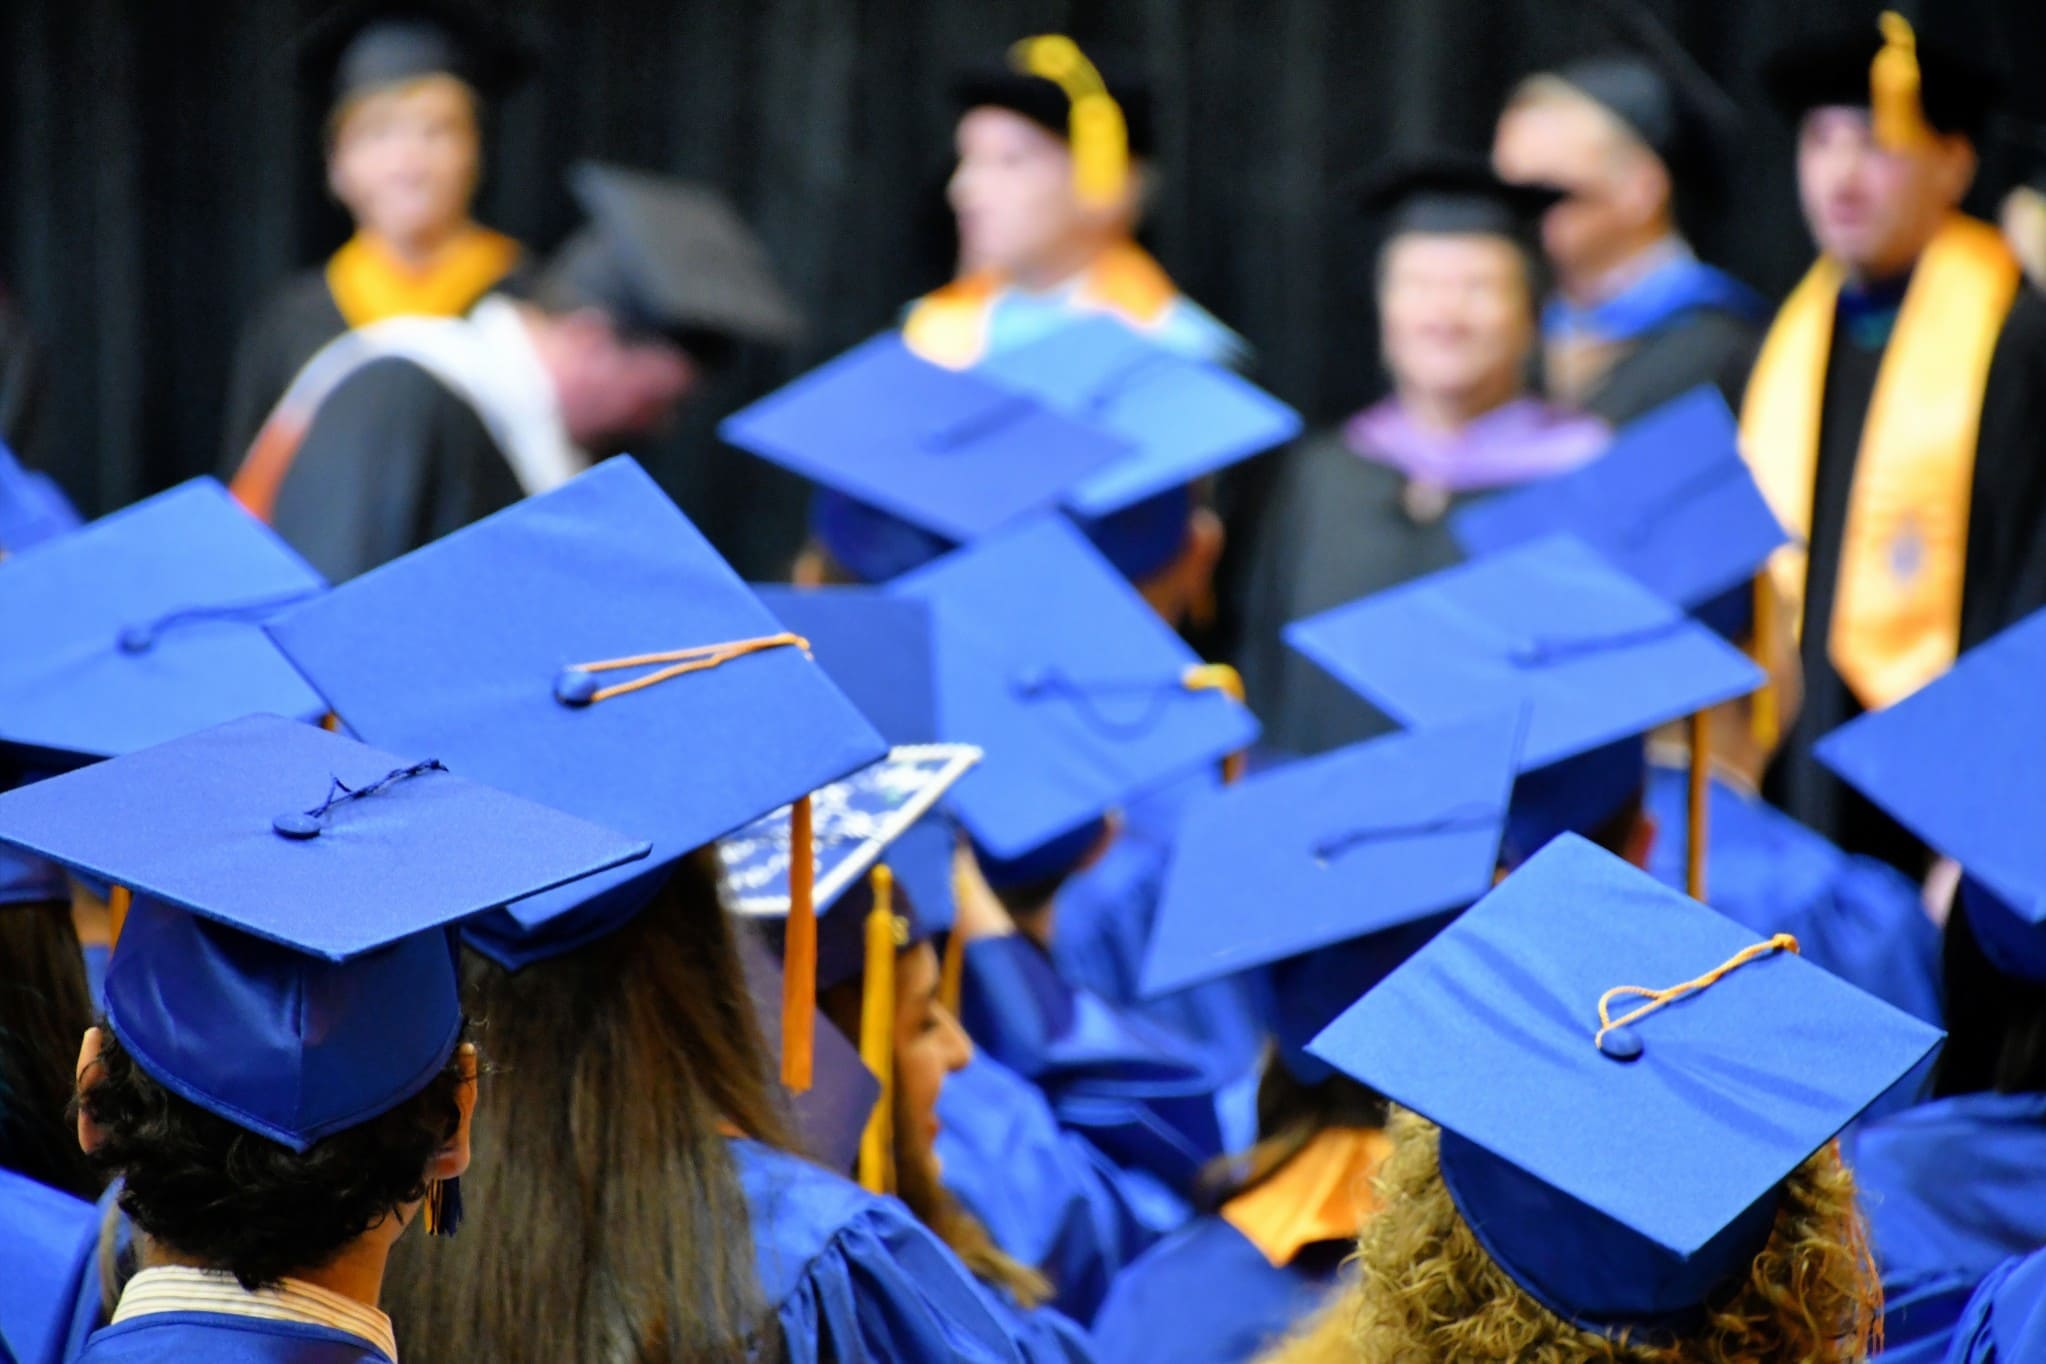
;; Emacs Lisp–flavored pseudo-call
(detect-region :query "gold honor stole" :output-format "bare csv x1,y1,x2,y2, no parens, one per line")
1740,214,2019,710
324,226,522,330
1218,1127,1392,1268
900,239,1182,370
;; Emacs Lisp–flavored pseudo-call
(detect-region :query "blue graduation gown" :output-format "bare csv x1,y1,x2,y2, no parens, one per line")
733,1138,1026,1363
938,1051,1186,1324
1944,1245,2046,1364
966,1275,1096,1364
0,1169,100,1364
1088,1215,1342,1364
1843,1092,2046,1356
75,1315,387,1362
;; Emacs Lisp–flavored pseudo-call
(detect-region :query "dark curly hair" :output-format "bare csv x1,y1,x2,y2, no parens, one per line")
74,1020,470,1291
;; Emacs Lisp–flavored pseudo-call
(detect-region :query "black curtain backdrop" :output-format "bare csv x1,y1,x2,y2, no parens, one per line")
4,0,2042,580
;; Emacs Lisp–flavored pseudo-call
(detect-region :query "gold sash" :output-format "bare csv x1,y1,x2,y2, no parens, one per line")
901,239,1182,370
1219,1127,1391,1269
1739,214,2018,709
324,226,522,330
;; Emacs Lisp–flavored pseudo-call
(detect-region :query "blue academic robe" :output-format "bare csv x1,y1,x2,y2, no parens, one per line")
938,1051,1186,1324
1088,1215,1342,1364
966,1275,1096,1364
733,1138,1026,1363
76,1316,387,1363
0,1169,101,1364
1944,1245,2046,1364
1843,1092,2046,1357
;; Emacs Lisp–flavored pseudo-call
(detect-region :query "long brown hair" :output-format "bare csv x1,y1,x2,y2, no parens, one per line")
0,898,98,1198
384,852,796,1362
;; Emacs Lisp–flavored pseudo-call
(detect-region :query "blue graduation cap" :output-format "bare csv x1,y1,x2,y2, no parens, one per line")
0,440,81,556
0,713,650,1150
1307,834,1943,1332
753,586,939,746
1143,712,1520,1081
1816,607,2046,982
0,478,327,769
891,514,1259,861
1450,387,1788,640
1286,534,1762,868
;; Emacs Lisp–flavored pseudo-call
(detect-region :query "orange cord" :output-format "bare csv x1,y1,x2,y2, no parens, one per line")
1595,933,1800,1053
567,633,810,704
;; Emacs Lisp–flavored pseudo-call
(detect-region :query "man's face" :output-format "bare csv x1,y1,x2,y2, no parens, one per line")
328,74,481,248
947,106,1089,277
1797,107,1971,277
1493,95,1643,285
1378,234,1533,403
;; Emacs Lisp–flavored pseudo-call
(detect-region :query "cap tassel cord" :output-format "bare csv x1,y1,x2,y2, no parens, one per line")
1182,663,1249,784
858,865,900,1195
1010,35,1130,208
1594,933,1800,1055
781,794,817,1093
1310,803,1502,866
116,588,325,655
1872,12,1935,153
560,632,810,705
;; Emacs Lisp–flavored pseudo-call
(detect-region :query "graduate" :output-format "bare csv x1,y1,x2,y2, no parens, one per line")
0,713,655,1363
1265,835,1939,1364
234,161,802,583
1813,608,2046,1360
266,458,1028,1362
1450,387,1944,1037
221,0,536,465
721,749,1097,1361
1946,1244,2046,1364
1743,2,2046,870
1090,716,1522,1364
1490,0,1765,422
1236,152,1609,757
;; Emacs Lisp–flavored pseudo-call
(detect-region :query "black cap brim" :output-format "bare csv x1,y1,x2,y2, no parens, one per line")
295,0,539,106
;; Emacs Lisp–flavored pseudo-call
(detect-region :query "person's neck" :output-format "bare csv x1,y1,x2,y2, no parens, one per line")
1005,230,1122,293
144,1229,395,1311
361,220,475,274
1396,370,1526,439
1558,229,1682,307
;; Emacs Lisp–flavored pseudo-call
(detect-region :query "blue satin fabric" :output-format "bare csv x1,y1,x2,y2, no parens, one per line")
965,1275,1096,1364
938,1051,1186,1324
1844,1091,2046,1344
1645,764,1944,1114
960,934,1227,1194
0,1169,100,1364
75,1315,388,1362
1089,1215,1343,1364
731,1137,1025,1363
1945,1245,2046,1364
1541,254,1765,345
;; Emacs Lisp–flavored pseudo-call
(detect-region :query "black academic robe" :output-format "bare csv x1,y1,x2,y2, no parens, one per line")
221,271,350,473
1764,288,2046,872
1577,306,1761,426
268,357,524,583
1236,431,1474,757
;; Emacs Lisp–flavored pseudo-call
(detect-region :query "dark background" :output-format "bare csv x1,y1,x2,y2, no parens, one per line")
5,0,2042,579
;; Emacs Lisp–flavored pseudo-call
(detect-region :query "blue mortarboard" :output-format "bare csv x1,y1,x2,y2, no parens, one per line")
1143,713,1520,1080
891,515,1259,861
1450,387,1788,640
0,478,327,770
1308,834,1943,1332
753,586,938,746
0,714,650,1149
1816,607,2046,982
0,441,81,556
1287,534,1762,864
266,458,885,969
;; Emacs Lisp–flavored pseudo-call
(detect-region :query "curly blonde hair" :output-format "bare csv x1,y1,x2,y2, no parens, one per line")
1262,1109,1881,1364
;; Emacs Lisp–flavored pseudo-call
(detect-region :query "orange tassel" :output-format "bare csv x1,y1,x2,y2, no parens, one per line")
107,885,132,953
1686,713,1709,903
781,795,816,1093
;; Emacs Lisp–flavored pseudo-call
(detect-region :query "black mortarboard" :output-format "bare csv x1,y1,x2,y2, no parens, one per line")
537,162,805,355
1760,2,2006,145
296,0,537,107
1358,151,1566,244
1544,0,1742,194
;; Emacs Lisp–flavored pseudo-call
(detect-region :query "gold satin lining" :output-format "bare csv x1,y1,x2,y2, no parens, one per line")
1739,214,2018,709
1220,1127,1393,1269
901,239,1183,370
324,225,521,330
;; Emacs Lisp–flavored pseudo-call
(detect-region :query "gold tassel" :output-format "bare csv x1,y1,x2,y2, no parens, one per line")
858,866,899,1195
1748,574,1780,753
1010,35,1131,209
781,795,816,1093
1687,712,1710,903
1872,12,1935,152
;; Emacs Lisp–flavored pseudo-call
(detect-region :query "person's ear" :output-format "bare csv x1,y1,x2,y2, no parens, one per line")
75,1028,107,1155
430,1044,479,1181
1933,135,1979,206
1624,811,1659,872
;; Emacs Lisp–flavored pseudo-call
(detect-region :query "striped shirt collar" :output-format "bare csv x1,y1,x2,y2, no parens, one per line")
113,1265,397,1361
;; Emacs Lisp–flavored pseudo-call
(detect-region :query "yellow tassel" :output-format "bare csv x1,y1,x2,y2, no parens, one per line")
781,795,816,1094
1748,574,1780,754
1183,663,1250,785
1872,12,1935,153
1010,35,1131,209
858,865,899,1195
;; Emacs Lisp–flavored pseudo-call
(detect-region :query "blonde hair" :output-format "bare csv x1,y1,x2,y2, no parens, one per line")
1261,1109,1881,1364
